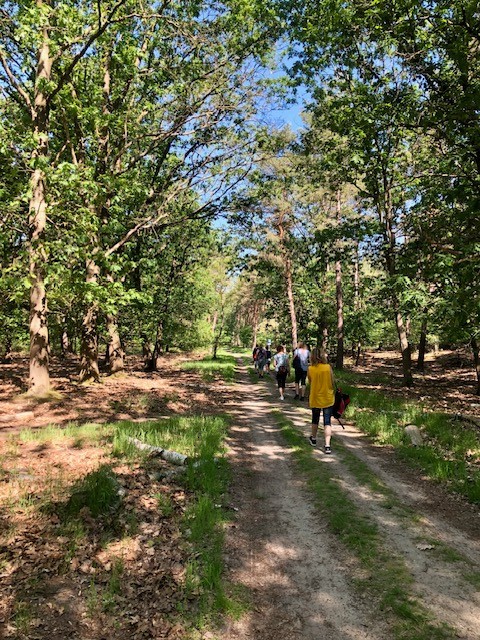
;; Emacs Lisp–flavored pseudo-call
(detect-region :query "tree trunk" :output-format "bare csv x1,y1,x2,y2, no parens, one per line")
417,313,428,371
212,307,225,360
353,243,361,366
28,19,52,395
395,308,414,386
79,256,101,383
285,254,298,350
107,313,124,374
61,328,70,358
211,310,218,335
471,336,480,395
142,336,154,369
251,301,259,350
335,259,344,369
147,320,163,372
383,181,413,387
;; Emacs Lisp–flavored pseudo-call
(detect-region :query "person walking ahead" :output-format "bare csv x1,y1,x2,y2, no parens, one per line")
273,344,289,401
307,348,335,454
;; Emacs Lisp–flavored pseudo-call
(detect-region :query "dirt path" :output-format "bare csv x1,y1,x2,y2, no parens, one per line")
218,360,480,640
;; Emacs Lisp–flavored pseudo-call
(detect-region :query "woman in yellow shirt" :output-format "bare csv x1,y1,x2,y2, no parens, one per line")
307,348,335,453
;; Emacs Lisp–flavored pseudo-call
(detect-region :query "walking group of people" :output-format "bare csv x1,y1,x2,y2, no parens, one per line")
252,342,336,454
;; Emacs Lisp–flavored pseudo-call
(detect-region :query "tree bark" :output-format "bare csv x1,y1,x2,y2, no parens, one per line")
285,253,298,350
335,259,344,369
395,308,414,386
417,313,428,371
212,306,225,360
28,15,52,394
383,180,413,386
335,192,344,369
471,336,480,395
79,256,101,383
277,216,297,350
107,313,124,374
251,300,259,350
353,244,361,365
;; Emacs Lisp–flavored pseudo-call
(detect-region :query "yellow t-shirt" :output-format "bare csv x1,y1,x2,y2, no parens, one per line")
307,363,334,408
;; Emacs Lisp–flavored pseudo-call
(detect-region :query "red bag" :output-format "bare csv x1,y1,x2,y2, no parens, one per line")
333,389,350,428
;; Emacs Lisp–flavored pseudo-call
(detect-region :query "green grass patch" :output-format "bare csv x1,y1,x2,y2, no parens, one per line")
63,464,121,519
334,371,480,504
182,352,237,382
111,415,226,460
273,410,457,640
19,422,112,445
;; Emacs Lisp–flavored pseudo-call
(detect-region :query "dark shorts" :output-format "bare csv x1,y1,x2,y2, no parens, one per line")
311,406,333,426
276,371,288,388
295,369,307,385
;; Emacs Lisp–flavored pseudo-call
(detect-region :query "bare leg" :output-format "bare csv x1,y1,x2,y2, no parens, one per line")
324,424,332,447
311,423,318,439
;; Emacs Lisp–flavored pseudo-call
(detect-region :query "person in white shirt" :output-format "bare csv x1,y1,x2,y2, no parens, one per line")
293,342,310,401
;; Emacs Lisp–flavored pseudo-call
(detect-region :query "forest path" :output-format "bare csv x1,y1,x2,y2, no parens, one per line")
217,359,480,640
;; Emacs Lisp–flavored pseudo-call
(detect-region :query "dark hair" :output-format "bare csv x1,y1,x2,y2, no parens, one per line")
276,344,283,353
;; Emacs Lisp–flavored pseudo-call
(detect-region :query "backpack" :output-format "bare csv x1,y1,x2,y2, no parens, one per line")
332,388,350,428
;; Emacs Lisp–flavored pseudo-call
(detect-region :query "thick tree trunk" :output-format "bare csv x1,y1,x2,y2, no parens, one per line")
28,21,52,394
79,257,101,383
107,313,124,374
471,336,480,395
417,313,428,371
335,259,344,369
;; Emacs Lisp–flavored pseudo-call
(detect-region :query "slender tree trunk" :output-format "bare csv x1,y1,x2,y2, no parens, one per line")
212,306,225,360
211,310,218,336
335,192,344,369
353,244,362,365
285,254,298,350
79,256,101,383
251,301,259,350
60,323,71,358
147,319,164,372
28,18,52,394
277,216,298,349
383,182,413,386
417,313,428,371
471,336,480,395
107,313,124,374
395,308,414,386
335,259,344,369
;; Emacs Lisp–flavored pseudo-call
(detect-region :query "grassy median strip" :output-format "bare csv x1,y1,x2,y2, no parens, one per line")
273,410,456,640
334,371,480,504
